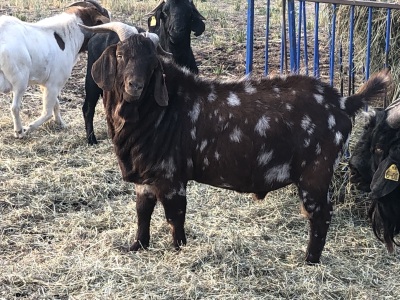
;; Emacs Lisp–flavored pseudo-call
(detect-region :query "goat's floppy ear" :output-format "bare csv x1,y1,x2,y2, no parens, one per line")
370,145,400,198
153,59,168,106
191,6,206,36
370,158,400,199
147,10,162,32
92,44,117,91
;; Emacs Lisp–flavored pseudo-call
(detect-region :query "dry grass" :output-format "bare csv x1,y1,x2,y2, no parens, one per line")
1,1,400,299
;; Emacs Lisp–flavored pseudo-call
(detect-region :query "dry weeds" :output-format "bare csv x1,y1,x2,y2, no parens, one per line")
1,1,400,299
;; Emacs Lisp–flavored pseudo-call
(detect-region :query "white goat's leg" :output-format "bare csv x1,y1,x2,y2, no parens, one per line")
52,99,66,128
24,86,59,134
10,89,26,138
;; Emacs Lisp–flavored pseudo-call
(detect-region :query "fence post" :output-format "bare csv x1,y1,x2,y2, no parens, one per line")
245,0,254,74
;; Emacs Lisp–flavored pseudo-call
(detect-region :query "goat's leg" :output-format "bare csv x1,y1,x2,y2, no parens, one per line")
298,182,333,264
25,86,62,134
52,99,66,128
160,186,187,249
10,89,26,138
130,184,157,251
83,78,102,145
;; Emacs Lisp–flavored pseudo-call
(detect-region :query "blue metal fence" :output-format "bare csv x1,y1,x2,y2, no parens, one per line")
246,0,400,101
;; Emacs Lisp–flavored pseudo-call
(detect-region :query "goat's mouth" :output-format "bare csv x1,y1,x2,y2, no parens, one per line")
349,170,372,192
123,91,141,103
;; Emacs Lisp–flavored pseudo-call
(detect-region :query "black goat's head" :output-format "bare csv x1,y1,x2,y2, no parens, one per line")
349,100,400,251
147,0,206,44
91,33,168,107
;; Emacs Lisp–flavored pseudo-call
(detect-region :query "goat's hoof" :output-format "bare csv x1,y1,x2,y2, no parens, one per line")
14,128,27,138
129,240,148,251
252,192,267,200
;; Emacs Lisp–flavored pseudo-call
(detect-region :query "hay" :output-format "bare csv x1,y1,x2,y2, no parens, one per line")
1,1,400,299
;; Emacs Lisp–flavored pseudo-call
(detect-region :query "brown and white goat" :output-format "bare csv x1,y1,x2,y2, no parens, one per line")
0,0,110,138
83,22,390,264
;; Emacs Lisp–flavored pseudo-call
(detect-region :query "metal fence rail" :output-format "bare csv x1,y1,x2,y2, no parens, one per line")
246,0,400,102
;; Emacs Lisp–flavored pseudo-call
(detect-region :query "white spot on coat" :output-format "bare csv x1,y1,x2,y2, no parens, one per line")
314,94,324,104
328,114,336,130
301,115,315,135
227,92,241,106
190,128,196,140
273,87,280,93
159,157,176,179
334,131,343,145
257,150,274,166
215,151,220,160
255,115,270,137
200,140,208,152
188,102,200,123
244,80,257,94
315,143,321,155
340,97,347,109
316,85,324,94
229,127,242,143
286,103,293,111
264,163,290,183
204,157,209,166
187,158,193,168
304,138,310,147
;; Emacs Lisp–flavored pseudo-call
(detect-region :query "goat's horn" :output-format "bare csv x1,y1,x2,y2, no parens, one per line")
386,98,400,129
67,0,109,18
78,22,139,41
144,0,165,17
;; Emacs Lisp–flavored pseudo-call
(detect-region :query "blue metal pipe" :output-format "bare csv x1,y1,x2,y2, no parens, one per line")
348,5,354,96
265,0,271,75
288,0,297,73
385,8,391,69
245,0,254,74
302,0,309,75
365,6,373,80
313,2,320,78
297,0,302,74
329,4,337,86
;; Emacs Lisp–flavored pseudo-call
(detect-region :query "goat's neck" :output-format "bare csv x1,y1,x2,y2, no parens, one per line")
35,13,85,56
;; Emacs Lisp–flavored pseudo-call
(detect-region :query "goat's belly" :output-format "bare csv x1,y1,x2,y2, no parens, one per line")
193,161,293,193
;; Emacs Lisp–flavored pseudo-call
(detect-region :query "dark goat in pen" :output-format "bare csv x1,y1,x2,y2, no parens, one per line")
81,22,390,263
349,100,400,252
82,0,205,145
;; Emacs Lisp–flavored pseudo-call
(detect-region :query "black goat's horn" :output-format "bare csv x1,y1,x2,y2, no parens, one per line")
386,98,400,129
144,0,165,17
79,22,139,41
67,0,110,18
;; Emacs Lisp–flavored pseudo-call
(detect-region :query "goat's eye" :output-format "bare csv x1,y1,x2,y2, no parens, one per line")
374,148,384,155
116,54,123,60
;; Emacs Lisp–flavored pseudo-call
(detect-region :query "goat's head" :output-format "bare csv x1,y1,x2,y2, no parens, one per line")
66,0,110,27
80,22,168,107
349,99,400,252
146,0,206,44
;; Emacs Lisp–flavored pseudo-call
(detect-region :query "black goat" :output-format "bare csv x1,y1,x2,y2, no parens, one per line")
349,100,400,252
83,23,390,264
82,0,205,145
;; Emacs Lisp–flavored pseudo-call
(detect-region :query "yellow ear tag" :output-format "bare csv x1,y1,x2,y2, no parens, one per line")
150,16,157,27
385,164,399,181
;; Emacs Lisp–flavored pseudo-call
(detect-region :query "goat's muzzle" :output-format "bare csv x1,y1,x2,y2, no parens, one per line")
124,79,144,102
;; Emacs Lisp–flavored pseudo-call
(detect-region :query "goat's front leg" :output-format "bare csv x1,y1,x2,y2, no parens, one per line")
10,89,26,138
160,184,187,249
130,184,157,251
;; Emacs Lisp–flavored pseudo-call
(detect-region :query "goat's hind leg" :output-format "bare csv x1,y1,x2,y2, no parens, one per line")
10,88,27,138
298,180,333,264
25,86,64,134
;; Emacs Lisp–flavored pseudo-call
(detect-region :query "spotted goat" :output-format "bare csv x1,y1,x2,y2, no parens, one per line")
82,0,205,145
82,22,391,264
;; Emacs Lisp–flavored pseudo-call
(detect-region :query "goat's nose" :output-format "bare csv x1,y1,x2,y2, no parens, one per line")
127,80,143,91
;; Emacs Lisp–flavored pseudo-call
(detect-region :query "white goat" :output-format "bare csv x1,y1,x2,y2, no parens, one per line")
0,0,110,138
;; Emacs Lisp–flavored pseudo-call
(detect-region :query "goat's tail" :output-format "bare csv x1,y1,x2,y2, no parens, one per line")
343,69,392,117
